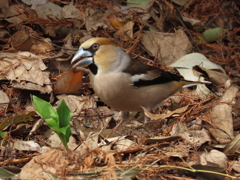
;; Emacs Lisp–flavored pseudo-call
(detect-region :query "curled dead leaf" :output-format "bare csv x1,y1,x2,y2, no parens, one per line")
11,30,33,51
54,71,83,95
193,65,229,86
108,15,124,29
142,105,189,120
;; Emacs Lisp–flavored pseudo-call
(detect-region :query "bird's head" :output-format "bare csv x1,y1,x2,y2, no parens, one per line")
71,38,130,74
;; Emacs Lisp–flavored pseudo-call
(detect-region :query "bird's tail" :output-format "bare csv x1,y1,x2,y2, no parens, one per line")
181,80,211,89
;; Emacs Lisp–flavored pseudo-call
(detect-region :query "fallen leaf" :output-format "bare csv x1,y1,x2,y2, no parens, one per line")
169,52,226,82
62,1,83,19
33,1,62,20
113,137,137,151
11,30,33,51
224,134,240,154
0,167,16,178
232,161,240,173
108,15,124,29
193,65,229,86
19,149,77,179
0,90,9,111
179,128,211,148
114,21,134,41
209,83,239,143
76,132,99,153
85,9,114,31
201,27,228,43
54,71,83,95
200,149,227,169
0,52,52,93
141,29,193,65
47,132,78,150
142,105,189,120
0,111,36,131
12,140,41,152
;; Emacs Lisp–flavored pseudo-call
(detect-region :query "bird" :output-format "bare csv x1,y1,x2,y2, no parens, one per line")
71,37,208,122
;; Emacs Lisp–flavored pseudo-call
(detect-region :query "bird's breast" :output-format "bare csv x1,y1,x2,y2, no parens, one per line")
90,72,182,112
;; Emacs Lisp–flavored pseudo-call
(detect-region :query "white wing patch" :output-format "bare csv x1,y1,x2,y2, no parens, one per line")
130,71,159,84
131,74,146,83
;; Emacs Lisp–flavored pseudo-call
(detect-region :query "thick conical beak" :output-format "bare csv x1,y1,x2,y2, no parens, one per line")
71,48,93,68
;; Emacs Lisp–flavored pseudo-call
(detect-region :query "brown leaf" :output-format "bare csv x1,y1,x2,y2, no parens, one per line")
108,15,124,29
11,30,33,51
54,71,83,95
141,29,192,65
209,83,239,143
142,105,189,120
0,111,36,131
0,52,52,93
193,65,229,86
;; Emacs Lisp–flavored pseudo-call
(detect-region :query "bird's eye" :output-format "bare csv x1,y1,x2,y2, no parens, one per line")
92,43,100,50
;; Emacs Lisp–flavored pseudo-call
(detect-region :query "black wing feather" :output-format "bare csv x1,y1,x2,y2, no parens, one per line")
123,60,184,87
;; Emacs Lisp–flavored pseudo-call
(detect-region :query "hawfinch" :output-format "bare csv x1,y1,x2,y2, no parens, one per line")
71,38,205,121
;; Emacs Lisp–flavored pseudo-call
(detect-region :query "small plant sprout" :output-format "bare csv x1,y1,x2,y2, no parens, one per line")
32,95,72,148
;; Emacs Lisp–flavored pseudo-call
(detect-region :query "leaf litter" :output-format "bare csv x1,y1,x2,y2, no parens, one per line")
0,0,239,179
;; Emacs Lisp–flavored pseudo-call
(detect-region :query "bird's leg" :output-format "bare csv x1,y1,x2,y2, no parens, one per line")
144,116,150,123
121,111,130,120
144,109,151,123
112,111,129,131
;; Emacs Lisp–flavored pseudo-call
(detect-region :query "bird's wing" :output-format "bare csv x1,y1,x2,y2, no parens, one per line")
123,60,184,87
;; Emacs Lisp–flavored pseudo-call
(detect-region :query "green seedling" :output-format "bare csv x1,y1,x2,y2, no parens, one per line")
32,95,71,148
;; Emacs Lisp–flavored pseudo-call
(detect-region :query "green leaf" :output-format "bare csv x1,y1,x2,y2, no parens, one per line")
57,100,71,128
58,126,71,148
127,0,150,4
58,132,69,148
0,111,35,131
0,131,7,138
65,126,72,139
0,167,16,178
44,119,59,129
202,27,227,43
59,126,70,135
33,96,72,148
32,95,59,126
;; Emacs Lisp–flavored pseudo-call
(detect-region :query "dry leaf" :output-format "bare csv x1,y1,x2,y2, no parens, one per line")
169,52,226,81
62,1,83,19
114,21,134,41
19,149,77,179
30,38,54,54
193,66,229,86
142,105,189,120
209,83,239,143
179,128,211,148
224,134,240,154
200,149,227,169
0,90,9,111
47,132,78,150
12,140,41,152
76,132,99,153
0,111,35,131
34,1,62,20
54,71,83,95
108,15,124,29
0,52,52,93
85,9,114,31
141,29,192,65
232,161,240,173
55,95,96,116
11,30,33,51
113,138,137,151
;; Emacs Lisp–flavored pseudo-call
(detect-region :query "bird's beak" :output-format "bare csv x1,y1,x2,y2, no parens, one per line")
71,48,93,68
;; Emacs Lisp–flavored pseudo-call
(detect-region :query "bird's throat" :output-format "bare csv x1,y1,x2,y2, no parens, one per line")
88,63,98,75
